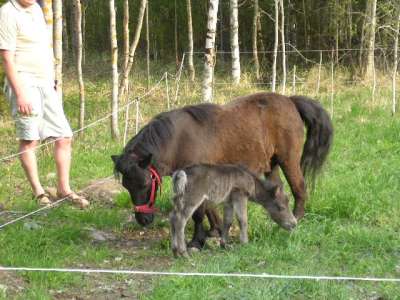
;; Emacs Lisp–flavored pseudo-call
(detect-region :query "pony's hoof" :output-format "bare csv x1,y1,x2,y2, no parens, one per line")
207,228,221,238
188,247,200,255
220,240,233,250
187,239,205,250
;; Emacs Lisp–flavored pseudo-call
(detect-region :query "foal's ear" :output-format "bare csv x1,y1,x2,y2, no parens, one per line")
111,155,120,165
271,184,282,198
138,153,153,169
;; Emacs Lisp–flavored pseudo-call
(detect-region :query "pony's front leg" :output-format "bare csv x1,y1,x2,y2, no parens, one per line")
187,203,207,250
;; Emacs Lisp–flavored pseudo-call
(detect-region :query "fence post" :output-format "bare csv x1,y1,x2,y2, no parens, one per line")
165,72,170,110
135,99,140,134
292,65,296,94
123,102,131,146
316,50,322,95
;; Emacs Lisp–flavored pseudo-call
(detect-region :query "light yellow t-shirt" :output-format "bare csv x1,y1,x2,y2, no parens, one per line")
0,0,54,85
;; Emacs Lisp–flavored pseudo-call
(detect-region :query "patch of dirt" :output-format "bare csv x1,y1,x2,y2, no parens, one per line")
53,222,173,299
81,177,124,205
0,269,26,298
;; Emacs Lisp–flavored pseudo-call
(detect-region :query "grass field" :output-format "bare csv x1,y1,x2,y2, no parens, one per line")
0,61,399,299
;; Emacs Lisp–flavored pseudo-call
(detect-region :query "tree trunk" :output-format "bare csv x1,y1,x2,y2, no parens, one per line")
53,0,63,101
110,0,119,139
82,2,86,66
392,5,400,115
186,0,195,81
62,0,69,62
365,0,377,79
73,0,85,131
174,0,179,67
280,0,286,94
230,0,240,84
252,0,260,80
123,0,130,72
272,0,279,92
146,1,150,90
119,0,147,100
202,0,219,102
41,0,53,47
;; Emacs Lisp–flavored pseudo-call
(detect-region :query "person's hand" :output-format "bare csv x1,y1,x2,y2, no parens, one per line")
16,92,32,116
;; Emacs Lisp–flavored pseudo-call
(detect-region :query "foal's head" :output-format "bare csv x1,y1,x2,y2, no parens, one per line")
259,182,297,231
112,153,157,226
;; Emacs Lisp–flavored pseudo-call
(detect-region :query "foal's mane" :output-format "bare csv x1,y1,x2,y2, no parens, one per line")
123,103,219,159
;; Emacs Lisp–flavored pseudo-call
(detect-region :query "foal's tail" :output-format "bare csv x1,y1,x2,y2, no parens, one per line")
172,170,188,195
290,96,334,182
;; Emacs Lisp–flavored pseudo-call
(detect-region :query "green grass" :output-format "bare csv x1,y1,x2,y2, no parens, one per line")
0,62,400,299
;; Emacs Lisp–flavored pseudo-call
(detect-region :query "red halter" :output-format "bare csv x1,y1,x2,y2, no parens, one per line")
134,166,162,214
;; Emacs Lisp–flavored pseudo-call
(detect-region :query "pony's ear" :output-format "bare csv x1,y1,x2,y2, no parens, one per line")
138,153,153,169
111,155,120,165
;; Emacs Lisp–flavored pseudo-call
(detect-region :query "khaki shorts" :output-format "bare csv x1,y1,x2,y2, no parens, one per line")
4,80,73,141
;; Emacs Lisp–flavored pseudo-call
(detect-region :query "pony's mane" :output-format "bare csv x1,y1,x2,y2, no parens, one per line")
123,103,219,159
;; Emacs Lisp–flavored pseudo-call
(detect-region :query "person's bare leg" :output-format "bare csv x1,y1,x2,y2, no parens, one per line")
19,140,45,197
54,137,72,196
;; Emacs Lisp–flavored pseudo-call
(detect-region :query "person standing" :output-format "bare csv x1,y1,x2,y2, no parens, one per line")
0,0,89,208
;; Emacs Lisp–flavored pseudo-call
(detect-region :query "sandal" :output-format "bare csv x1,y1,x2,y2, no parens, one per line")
58,192,90,209
34,193,52,207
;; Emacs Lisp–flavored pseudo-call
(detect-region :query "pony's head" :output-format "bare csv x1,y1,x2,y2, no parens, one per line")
112,153,159,226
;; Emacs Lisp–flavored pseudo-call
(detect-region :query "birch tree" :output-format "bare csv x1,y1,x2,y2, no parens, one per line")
272,0,279,92
252,0,260,80
146,1,150,90
53,0,63,100
119,0,147,100
280,0,286,94
230,0,240,84
365,0,377,79
186,0,195,81
73,0,85,131
110,0,119,139
41,0,53,47
123,0,130,72
202,0,219,102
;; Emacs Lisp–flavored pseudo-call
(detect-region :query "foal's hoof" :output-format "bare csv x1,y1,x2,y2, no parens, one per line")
207,228,221,238
173,249,189,258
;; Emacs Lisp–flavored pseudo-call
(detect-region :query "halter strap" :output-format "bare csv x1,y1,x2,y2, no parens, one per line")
134,166,162,214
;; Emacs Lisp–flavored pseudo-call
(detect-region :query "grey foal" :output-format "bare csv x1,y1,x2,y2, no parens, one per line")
170,164,297,257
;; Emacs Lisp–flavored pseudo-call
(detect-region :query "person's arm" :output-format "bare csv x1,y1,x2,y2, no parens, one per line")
1,50,31,115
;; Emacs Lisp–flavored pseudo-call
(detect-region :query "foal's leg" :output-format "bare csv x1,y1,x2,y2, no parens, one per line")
170,197,204,257
187,202,207,250
220,202,234,248
232,195,248,244
205,207,222,237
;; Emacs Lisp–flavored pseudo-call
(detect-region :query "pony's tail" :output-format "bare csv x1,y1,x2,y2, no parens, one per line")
172,170,188,196
290,96,334,183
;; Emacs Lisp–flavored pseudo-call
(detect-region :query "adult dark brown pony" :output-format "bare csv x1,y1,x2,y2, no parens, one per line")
112,92,333,249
